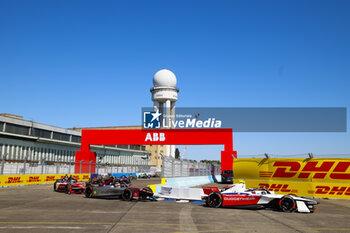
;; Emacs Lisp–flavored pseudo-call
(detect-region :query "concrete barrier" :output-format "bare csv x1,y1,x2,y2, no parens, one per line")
156,186,204,201
164,175,221,188
148,175,221,198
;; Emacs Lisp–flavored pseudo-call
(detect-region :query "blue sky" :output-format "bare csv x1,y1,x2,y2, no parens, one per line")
0,1,349,160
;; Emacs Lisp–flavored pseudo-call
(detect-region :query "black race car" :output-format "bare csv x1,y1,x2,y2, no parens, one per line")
85,177,155,201
85,177,125,198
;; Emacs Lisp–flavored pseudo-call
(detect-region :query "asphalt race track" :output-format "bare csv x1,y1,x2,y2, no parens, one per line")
0,179,350,233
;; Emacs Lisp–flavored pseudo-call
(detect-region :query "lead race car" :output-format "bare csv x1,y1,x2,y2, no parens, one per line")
202,182,318,213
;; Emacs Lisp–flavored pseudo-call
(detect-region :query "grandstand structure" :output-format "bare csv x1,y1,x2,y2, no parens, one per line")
0,114,150,170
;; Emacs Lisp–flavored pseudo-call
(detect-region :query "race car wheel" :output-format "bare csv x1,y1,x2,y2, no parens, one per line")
122,188,134,201
85,186,93,198
203,197,210,207
208,192,223,208
65,185,71,194
53,182,57,192
279,196,296,212
141,187,153,201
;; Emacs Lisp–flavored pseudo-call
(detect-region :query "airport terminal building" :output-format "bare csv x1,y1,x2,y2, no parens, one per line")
0,114,150,174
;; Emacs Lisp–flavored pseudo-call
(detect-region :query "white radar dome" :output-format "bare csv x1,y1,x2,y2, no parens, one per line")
153,69,177,87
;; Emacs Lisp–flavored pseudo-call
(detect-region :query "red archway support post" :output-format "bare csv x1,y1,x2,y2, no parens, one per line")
75,129,237,174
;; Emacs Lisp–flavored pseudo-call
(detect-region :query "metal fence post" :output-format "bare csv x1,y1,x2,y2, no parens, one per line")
161,160,164,178
80,160,84,174
68,159,72,174
89,161,93,174
1,153,8,175
40,158,45,174
172,157,175,177
23,153,28,175
56,160,60,174
180,159,183,177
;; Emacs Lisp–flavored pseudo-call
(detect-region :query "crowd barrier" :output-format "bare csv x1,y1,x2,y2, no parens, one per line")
0,174,90,187
233,158,350,199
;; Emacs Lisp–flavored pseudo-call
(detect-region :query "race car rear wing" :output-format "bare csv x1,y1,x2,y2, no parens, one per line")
202,186,220,195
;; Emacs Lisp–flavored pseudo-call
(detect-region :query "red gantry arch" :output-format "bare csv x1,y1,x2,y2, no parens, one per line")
75,128,237,173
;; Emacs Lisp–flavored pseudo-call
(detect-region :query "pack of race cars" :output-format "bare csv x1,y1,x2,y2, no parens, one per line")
54,175,318,213
54,174,156,202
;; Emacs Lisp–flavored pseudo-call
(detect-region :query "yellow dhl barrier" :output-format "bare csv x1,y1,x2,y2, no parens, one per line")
233,158,350,199
0,174,90,186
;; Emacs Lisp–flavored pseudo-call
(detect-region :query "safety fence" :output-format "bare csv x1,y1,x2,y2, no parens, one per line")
0,173,90,187
0,160,152,175
161,156,221,178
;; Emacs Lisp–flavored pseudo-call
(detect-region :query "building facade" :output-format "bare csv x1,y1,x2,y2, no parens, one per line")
0,114,150,170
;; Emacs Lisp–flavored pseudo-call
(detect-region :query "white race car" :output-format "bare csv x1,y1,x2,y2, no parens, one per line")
202,182,318,213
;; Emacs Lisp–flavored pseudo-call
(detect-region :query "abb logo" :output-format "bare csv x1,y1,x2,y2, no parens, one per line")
145,133,165,142
314,185,350,196
265,161,350,180
6,177,22,184
28,176,40,182
45,176,56,181
259,183,297,193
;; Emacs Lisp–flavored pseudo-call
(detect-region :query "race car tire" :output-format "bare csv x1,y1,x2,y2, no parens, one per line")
122,188,134,201
140,187,153,201
53,182,57,192
208,192,223,208
85,186,93,198
279,196,296,212
203,197,210,207
65,184,71,194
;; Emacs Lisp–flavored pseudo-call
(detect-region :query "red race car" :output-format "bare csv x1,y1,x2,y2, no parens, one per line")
54,177,85,194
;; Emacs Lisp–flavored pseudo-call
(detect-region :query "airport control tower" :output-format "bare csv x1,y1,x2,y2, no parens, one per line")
150,69,179,158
